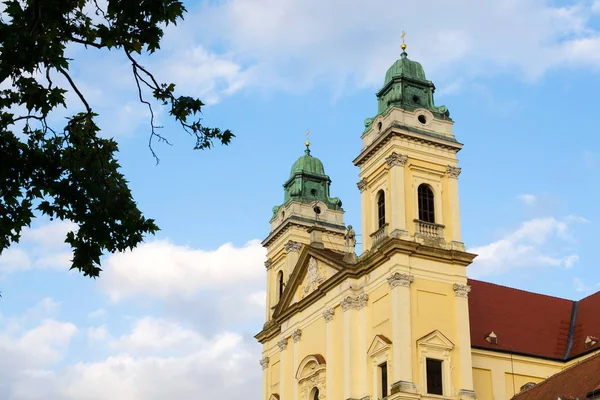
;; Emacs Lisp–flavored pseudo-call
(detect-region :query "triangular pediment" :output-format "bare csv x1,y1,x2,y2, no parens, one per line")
368,334,392,357
417,330,454,350
273,246,346,318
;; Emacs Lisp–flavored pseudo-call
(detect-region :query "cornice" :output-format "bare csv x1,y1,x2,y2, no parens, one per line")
255,237,477,344
354,124,463,167
262,216,346,247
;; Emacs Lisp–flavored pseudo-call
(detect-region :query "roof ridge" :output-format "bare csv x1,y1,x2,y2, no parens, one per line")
563,301,579,359
468,279,575,302
512,350,600,399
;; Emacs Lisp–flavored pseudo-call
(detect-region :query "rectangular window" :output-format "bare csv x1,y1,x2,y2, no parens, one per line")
426,358,443,395
379,362,388,398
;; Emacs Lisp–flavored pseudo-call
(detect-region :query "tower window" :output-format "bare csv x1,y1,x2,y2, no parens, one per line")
377,190,386,229
426,358,443,395
379,362,388,398
277,270,284,301
417,184,435,223
418,114,427,124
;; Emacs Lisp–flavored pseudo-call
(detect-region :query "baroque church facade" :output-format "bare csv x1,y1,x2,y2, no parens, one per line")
255,44,600,400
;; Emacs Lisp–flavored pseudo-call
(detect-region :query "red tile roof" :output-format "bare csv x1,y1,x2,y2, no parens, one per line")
512,351,600,399
468,279,600,360
468,279,574,359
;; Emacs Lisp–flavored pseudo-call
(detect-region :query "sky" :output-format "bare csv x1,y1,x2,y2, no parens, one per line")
2,0,600,398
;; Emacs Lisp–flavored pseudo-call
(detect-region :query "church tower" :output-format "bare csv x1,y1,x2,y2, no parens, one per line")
256,40,478,400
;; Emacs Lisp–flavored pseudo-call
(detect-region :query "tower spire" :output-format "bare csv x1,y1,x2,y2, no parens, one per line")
401,31,407,58
305,129,311,155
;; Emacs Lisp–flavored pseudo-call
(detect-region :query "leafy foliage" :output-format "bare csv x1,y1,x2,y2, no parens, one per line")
0,0,234,278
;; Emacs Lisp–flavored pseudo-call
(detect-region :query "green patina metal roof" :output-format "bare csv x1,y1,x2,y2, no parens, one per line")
383,51,428,85
289,147,326,178
271,145,343,219
363,49,451,133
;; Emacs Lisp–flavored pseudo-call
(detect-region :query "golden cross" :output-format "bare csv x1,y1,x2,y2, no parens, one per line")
305,129,310,147
401,31,407,50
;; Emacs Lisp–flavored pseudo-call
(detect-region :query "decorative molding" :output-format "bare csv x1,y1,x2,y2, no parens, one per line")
284,240,302,253
303,257,324,297
341,292,368,311
387,272,414,288
264,259,272,270
385,152,408,168
446,165,462,179
458,389,477,400
453,283,471,298
277,337,289,351
292,329,302,343
356,178,367,192
390,380,417,394
259,357,270,370
323,308,335,322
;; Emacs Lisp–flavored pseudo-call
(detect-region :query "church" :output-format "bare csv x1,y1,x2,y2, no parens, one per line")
254,40,600,400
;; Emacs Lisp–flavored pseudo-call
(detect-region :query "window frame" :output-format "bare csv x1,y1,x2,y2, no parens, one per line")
377,189,386,229
425,358,444,395
417,184,435,223
416,330,454,397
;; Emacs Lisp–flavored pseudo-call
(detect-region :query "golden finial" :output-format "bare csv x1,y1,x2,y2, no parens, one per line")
305,129,310,147
401,31,407,51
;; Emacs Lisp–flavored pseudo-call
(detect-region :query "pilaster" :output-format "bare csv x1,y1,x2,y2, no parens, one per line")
453,283,475,397
387,272,416,394
278,337,289,399
323,308,335,400
357,178,368,251
341,292,369,399
445,166,462,243
292,329,302,400
386,152,409,236
285,240,302,276
260,357,270,400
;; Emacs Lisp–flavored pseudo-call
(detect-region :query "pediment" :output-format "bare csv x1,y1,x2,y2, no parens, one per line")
367,334,392,357
417,330,454,350
273,247,345,318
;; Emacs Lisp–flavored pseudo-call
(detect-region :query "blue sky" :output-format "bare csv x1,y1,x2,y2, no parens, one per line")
2,0,600,398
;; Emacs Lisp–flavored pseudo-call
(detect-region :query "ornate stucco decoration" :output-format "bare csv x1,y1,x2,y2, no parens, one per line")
277,337,289,351
341,292,369,311
264,259,272,270
387,272,414,288
446,165,462,179
453,283,471,298
385,152,408,168
259,357,270,370
323,308,335,322
297,355,327,400
303,257,324,297
356,178,367,192
284,240,302,253
292,329,302,343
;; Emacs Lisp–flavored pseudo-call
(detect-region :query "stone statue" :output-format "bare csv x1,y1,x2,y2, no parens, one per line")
345,225,356,253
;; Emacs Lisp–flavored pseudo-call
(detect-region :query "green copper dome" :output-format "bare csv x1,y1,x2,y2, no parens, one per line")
364,49,451,126
271,144,343,219
383,52,427,86
289,148,326,178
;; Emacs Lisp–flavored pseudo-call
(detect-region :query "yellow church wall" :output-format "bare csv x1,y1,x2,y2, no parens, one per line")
473,368,493,400
471,349,564,400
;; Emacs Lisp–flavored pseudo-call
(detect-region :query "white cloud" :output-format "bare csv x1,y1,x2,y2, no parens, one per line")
468,216,584,277
100,239,266,301
518,194,538,206
574,277,592,292
109,317,205,355
87,325,109,343
182,0,600,97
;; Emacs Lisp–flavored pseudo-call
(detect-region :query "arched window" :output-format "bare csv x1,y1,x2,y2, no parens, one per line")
418,184,435,223
277,270,284,300
312,388,319,400
377,190,386,228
